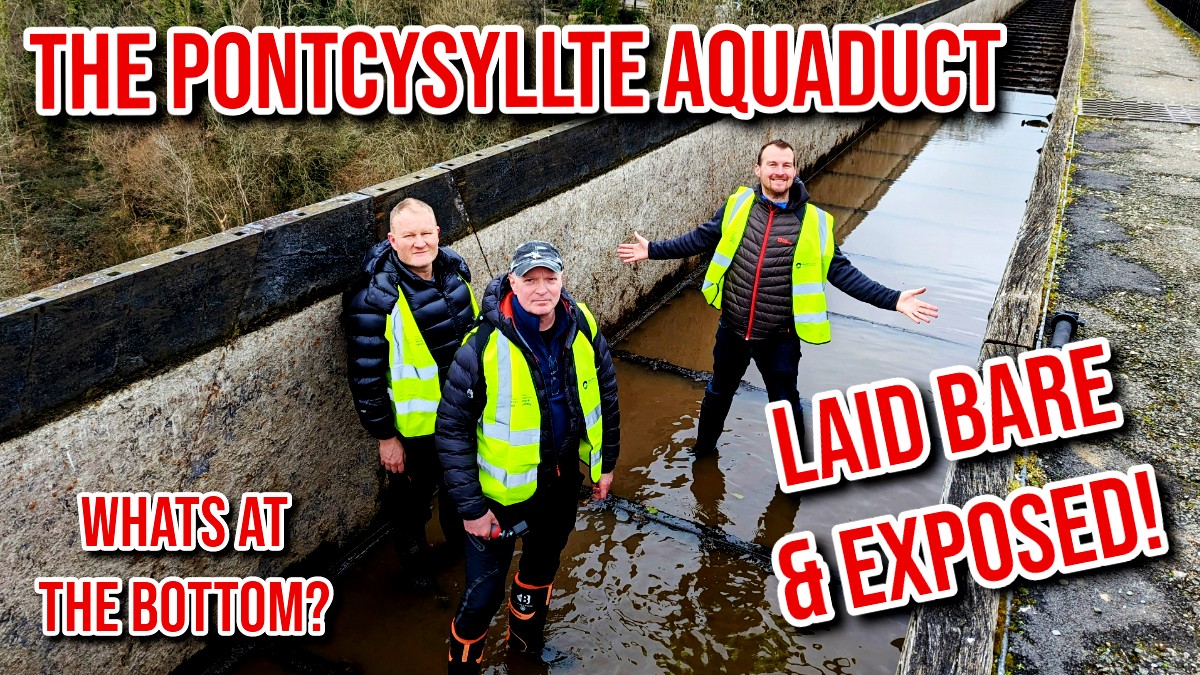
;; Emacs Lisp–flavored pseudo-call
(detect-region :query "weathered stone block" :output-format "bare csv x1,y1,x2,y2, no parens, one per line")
0,303,35,431
237,193,374,328
362,166,474,243
113,226,263,374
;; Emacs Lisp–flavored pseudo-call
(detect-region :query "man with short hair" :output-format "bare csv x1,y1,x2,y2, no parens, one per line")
437,241,620,673
342,198,478,588
618,139,938,456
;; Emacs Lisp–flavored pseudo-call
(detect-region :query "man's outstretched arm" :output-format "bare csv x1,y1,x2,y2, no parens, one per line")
617,205,726,263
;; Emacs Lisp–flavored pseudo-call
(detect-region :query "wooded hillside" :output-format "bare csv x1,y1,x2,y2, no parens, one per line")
0,0,913,300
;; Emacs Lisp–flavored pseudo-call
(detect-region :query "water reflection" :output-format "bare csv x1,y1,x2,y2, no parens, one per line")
690,451,732,529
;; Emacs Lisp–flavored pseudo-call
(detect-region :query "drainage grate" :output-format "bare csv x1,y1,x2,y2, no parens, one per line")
1080,98,1200,124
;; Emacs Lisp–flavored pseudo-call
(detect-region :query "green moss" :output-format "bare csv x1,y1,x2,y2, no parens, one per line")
1144,0,1200,58
1075,113,1102,134
993,594,1011,674
1008,453,1049,492
1078,0,1102,98
1015,453,1049,489
1041,157,1076,321
995,585,1035,674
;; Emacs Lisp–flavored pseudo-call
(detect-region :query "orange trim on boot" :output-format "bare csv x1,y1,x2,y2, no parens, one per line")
510,572,553,618
450,620,487,663
507,573,553,652
515,573,553,601
509,572,553,620
513,572,553,591
508,599,536,621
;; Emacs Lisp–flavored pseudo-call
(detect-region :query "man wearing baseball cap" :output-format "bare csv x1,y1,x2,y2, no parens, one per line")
436,241,620,672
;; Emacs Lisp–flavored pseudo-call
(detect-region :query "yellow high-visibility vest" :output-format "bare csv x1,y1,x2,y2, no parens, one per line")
384,275,479,437
473,302,604,506
700,187,835,344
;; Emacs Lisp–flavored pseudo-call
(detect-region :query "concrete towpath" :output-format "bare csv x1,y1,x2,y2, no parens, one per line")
1002,0,1200,672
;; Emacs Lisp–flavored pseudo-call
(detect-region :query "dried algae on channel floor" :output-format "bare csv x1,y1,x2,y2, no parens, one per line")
224,92,1056,675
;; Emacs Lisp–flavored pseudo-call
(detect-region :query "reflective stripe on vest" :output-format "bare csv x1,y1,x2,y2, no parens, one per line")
575,303,604,483
700,188,756,307
476,301,604,506
385,275,478,437
790,207,833,344
700,187,835,345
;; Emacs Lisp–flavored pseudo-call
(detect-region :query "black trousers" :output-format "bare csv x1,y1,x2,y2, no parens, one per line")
697,319,806,453
384,435,463,553
451,465,585,639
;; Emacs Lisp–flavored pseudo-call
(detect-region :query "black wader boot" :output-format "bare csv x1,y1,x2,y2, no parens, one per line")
448,620,486,675
397,529,439,592
693,391,734,456
507,572,552,653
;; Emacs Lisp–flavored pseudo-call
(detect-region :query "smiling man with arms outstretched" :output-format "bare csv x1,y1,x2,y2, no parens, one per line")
618,139,938,457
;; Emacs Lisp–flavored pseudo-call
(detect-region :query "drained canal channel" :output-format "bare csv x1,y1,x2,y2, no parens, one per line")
207,91,1058,675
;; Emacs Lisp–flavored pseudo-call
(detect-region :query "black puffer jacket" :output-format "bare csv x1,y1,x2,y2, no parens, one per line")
648,178,901,338
723,181,808,340
341,241,476,441
436,275,621,520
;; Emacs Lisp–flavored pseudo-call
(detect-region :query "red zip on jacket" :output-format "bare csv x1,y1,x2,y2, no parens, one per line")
745,206,776,340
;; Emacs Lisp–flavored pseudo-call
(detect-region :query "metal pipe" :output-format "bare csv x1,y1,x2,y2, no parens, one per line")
1048,310,1083,348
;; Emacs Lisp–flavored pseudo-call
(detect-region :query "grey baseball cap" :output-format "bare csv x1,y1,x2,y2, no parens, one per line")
509,241,564,276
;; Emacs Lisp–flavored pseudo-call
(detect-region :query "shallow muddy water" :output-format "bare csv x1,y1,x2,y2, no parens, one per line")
229,91,1055,674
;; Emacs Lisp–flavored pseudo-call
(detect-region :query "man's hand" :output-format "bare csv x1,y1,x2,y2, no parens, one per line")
464,510,501,539
379,437,406,474
896,287,939,325
592,472,614,500
617,232,650,264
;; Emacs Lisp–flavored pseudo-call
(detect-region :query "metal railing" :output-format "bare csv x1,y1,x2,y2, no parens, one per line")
1157,0,1200,33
